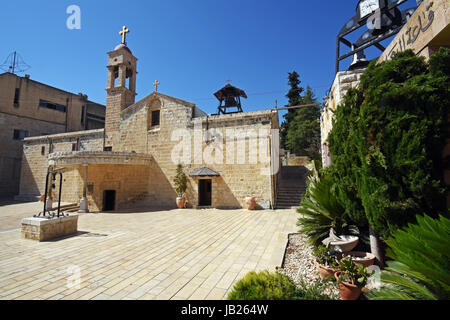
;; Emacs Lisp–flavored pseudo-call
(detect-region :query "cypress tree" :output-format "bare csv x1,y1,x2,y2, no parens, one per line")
328,48,450,239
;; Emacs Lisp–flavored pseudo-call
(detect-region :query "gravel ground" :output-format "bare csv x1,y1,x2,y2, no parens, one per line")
277,233,340,299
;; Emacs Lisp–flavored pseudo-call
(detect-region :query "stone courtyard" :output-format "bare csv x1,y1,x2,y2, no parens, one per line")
0,201,297,300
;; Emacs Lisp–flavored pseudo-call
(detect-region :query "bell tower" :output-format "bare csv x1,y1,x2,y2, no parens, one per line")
104,26,138,150
214,84,247,115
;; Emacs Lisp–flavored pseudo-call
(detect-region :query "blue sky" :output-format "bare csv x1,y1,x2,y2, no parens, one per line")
1,0,416,116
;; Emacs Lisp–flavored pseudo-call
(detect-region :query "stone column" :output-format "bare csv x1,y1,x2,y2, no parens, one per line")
45,169,53,210
79,165,89,213
118,65,127,87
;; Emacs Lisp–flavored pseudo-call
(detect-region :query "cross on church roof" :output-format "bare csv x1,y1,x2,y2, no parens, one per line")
119,26,130,44
153,80,160,92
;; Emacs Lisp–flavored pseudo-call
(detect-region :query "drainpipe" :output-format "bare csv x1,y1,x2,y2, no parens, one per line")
65,97,70,132
268,134,274,210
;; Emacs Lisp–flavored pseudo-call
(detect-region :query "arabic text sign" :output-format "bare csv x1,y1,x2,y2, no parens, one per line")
379,0,449,61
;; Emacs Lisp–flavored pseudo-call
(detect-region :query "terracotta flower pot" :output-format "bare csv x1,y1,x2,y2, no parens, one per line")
334,271,362,300
344,251,376,267
316,262,337,280
176,197,186,209
245,196,256,210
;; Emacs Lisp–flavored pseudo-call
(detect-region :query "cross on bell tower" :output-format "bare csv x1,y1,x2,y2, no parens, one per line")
119,26,130,44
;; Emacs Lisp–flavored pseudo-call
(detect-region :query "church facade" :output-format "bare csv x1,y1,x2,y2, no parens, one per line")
17,31,280,212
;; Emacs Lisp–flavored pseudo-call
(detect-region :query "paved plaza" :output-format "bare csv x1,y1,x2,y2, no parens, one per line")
0,201,297,300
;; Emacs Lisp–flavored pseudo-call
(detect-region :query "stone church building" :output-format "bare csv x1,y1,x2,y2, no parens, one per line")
16,31,282,212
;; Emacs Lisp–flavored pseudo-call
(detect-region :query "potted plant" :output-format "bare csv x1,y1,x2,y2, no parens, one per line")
313,245,340,279
174,164,187,209
334,258,373,300
245,196,256,210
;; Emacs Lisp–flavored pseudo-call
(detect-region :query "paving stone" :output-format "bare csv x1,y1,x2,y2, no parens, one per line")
0,202,297,300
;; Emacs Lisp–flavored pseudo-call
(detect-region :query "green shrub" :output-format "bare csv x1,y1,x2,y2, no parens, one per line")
227,271,299,300
312,245,340,269
367,214,450,300
227,270,338,300
297,173,359,246
328,48,449,238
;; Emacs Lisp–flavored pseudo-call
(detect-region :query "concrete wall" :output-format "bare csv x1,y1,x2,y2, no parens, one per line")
0,73,104,132
0,112,65,197
0,72,105,198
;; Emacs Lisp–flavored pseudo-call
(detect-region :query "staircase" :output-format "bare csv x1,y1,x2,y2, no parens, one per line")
276,166,309,209
48,203,80,213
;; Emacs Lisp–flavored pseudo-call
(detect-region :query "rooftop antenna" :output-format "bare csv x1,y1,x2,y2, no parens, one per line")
0,51,31,74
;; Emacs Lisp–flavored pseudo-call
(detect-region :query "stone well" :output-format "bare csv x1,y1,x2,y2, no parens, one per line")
21,215,78,242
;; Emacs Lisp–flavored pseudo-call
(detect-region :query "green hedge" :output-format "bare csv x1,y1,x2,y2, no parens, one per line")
227,270,336,300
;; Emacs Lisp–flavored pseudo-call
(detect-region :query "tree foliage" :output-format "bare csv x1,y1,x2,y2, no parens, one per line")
328,48,450,238
281,71,303,149
281,72,321,159
286,87,321,159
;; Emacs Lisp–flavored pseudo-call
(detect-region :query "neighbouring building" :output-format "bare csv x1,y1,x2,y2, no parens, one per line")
16,30,284,212
0,72,105,198
321,0,450,168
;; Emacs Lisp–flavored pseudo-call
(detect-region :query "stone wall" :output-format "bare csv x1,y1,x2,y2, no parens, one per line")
17,91,280,210
320,68,366,167
378,0,450,62
117,94,279,209
83,164,150,212
186,112,279,209
18,129,104,200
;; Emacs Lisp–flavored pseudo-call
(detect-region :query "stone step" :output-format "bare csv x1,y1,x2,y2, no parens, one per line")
278,187,306,191
277,190,305,194
50,203,79,211
277,202,302,207
277,194,303,197
277,199,302,203
278,186,306,190
277,198,301,202
277,195,304,199
276,206,299,209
